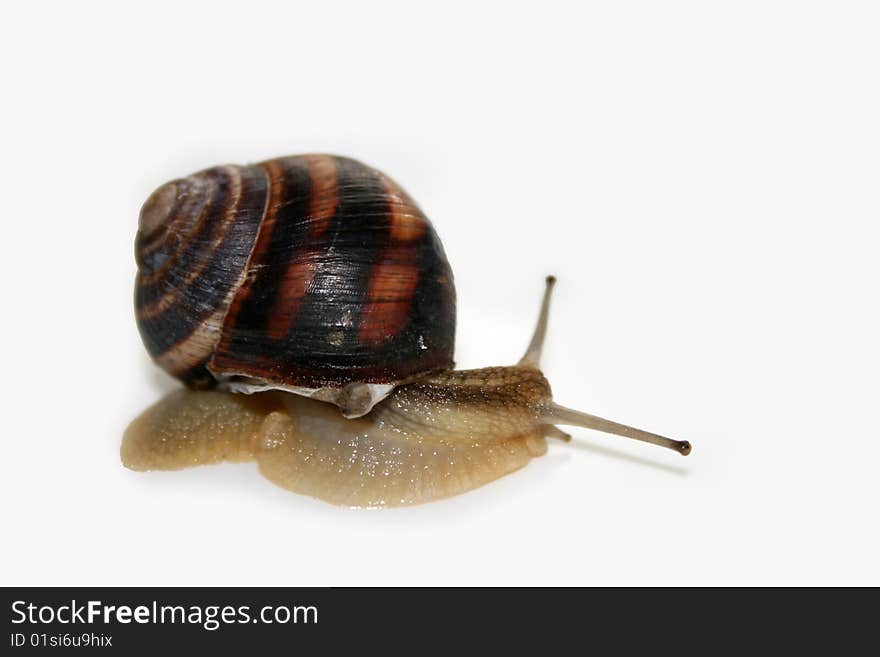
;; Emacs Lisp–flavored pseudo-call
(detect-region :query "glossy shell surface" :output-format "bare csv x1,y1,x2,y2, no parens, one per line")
135,154,456,394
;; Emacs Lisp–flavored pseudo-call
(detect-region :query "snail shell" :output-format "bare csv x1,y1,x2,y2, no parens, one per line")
135,155,455,416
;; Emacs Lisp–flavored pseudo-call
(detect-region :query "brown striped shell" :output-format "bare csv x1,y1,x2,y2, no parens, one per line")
134,155,456,416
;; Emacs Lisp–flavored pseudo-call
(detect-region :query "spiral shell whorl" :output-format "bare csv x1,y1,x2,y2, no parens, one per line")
134,164,266,386
134,155,456,394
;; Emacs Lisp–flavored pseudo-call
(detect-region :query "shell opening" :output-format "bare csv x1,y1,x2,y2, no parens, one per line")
215,375,397,418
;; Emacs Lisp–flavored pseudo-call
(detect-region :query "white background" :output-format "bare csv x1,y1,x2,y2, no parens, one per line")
2,1,878,586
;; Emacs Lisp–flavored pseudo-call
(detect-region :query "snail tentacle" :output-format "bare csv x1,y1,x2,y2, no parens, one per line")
518,275,556,368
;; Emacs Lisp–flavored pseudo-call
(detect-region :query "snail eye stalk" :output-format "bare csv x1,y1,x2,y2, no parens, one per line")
542,404,691,455
520,276,691,456
518,275,556,368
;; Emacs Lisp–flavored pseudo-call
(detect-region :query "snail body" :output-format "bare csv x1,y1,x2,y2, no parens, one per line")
123,366,553,507
125,155,691,507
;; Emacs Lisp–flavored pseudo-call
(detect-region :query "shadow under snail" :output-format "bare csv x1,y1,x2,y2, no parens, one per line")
123,154,691,507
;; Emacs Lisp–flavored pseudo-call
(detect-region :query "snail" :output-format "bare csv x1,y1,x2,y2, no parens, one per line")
123,154,691,507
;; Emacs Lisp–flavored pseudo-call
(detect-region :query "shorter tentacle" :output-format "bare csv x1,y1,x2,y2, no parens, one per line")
542,425,572,442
